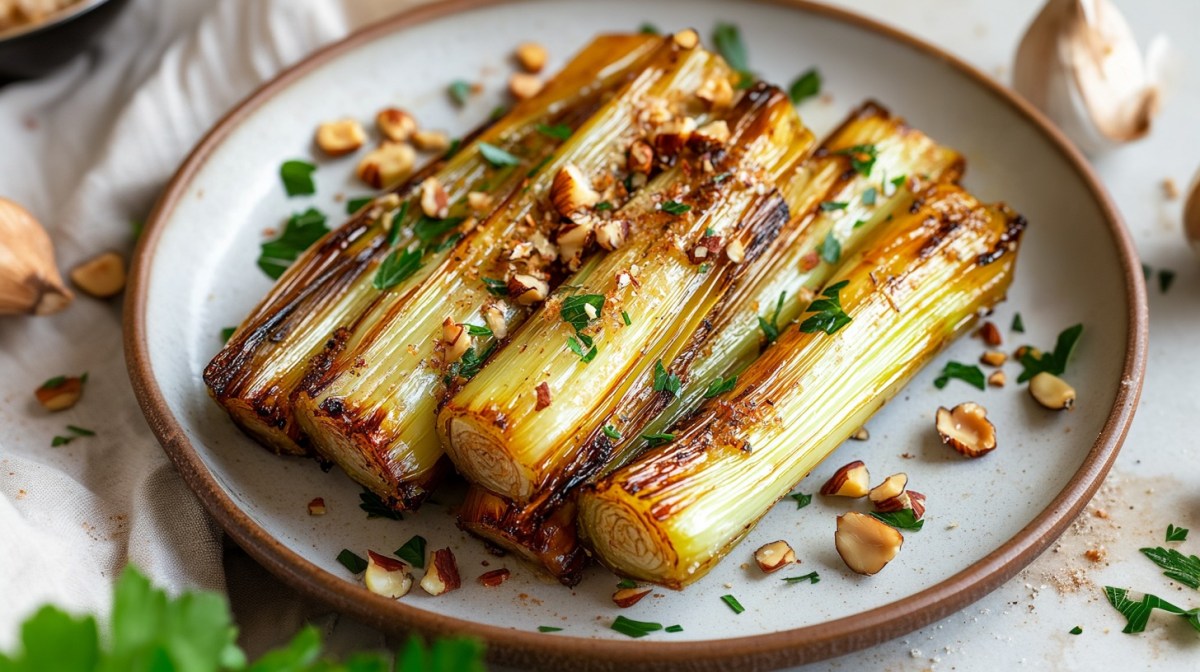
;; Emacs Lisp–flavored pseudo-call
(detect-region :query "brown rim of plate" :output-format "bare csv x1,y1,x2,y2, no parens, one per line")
123,0,1149,669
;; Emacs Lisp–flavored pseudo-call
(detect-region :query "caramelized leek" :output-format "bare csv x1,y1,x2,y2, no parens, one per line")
578,183,1025,587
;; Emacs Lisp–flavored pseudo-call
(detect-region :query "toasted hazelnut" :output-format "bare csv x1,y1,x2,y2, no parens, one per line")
672,28,699,49
612,585,653,608
478,568,511,587
688,233,722,265
819,460,871,498
307,497,326,516
412,129,451,153
514,41,548,73
689,120,731,151
356,142,416,188
35,376,84,412
988,370,1006,387
753,540,796,574
556,223,594,271
509,72,544,100
653,116,696,157
508,274,549,305
420,548,462,596
980,350,1007,367
696,75,734,109
936,402,997,458
850,427,870,441
873,490,913,514
835,512,904,576
467,191,494,213
977,321,1002,346
365,550,413,598
725,238,746,263
483,304,508,340
375,107,417,142
868,473,909,505
420,177,450,219
535,381,552,411
596,219,629,251
441,317,472,362
627,139,655,174
70,252,126,299
1029,372,1076,410
907,491,927,520
1014,345,1040,360
315,118,366,156
551,164,600,219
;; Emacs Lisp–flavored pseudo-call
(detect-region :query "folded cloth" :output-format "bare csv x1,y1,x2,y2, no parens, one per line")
0,0,425,649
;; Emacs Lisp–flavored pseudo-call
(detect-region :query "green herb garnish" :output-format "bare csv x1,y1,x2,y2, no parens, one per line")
445,341,497,384
617,579,638,589
712,23,752,86
1069,626,1083,635
782,571,821,585
652,359,681,397
1012,312,1025,333
448,79,471,106
560,294,605,331
641,432,675,447
788,492,812,509
566,335,598,363
1016,323,1083,383
537,626,563,633
621,310,632,326
703,375,737,399
373,248,423,290
799,281,851,335
41,375,66,389
603,424,622,440
1167,524,1190,543
611,616,662,638
467,324,492,338
664,624,684,633
758,290,787,343
478,142,521,168
933,361,986,390
220,327,236,343
788,68,821,104
336,549,367,574
394,535,427,569
358,488,402,520
661,200,690,215
258,208,329,279
870,509,924,531
413,215,465,243
279,160,316,197
52,424,96,447
638,22,660,35
1159,269,1176,294
385,200,410,246
862,187,877,206
526,155,553,178
819,201,848,212
536,123,573,141
346,196,374,214
482,277,508,296
834,144,878,177
1139,546,1200,589
720,594,745,614
1104,586,1200,634
819,232,841,264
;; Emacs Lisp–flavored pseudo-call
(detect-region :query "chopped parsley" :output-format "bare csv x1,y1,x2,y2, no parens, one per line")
413,215,465,243
478,142,521,168
1139,546,1200,589
641,432,675,447
595,201,614,211
482,277,508,296
50,424,95,447
526,155,553,178
1069,626,1083,635
358,488,402,520
536,123,573,140
799,280,852,335
448,79,471,106
537,626,563,633
834,144,878,177
819,201,848,212
788,67,821,104
819,232,841,264
279,160,316,197
1167,524,1190,543
1012,312,1025,333
445,341,497,383
661,200,690,215
603,424,622,440
758,290,787,343
788,492,812,509
346,196,374,214
1159,269,1176,294
566,335,598,363
782,571,821,585
560,294,605,331
621,310,632,326
933,361,986,390
852,219,868,229
617,579,638,589
1142,263,1152,281
336,549,367,574
652,359,681,397
870,509,924,531
373,248,423,290
1104,586,1200,634
467,324,492,338
489,105,508,121
698,262,711,273
394,535,426,569
611,615,662,638
862,187,877,206
638,22,660,35
720,594,745,614
41,375,67,389
385,200,410,246
258,208,329,279
712,23,753,87
890,174,907,189
220,327,236,342
664,624,684,633
1016,323,1083,383
703,375,737,398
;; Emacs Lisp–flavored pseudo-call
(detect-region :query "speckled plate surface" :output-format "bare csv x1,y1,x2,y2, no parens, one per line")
125,0,1146,669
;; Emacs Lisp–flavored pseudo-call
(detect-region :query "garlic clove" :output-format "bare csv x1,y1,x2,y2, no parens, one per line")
0,199,73,316
1013,0,1168,155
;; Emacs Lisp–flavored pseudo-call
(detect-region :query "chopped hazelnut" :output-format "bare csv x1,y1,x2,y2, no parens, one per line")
612,585,653,608
936,402,997,458
441,318,472,363
365,550,412,598
868,473,908,506
483,304,508,340
652,116,696,157
550,164,600,219
420,548,462,596
467,191,494,213
556,222,594,271
420,177,450,219
70,252,126,299
725,238,746,263
835,512,903,575
689,120,731,151
509,72,544,100
596,219,630,251
1029,372,1076,410
988,370,1006,387
980,350,1007,367
412,129,451,153
514,41,548,73
508,274,549,305
315,118,367,156
753,540,796,574
356,142,416,188
478,568,511,587
849,427,870,441
672,28,699,50
627,139,654,174
535,381,552,411
34,376,84,412
819,460,871,498
375,108,416,143
977,321,1002,346
697,75,734,109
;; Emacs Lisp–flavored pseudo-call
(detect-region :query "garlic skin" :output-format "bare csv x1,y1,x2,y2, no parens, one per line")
0,198,73,316
1014,0,1169,155
1185,168,1200,256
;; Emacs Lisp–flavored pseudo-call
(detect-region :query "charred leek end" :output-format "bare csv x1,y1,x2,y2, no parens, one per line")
457,485,587,586
578,183,1025,587
293,39,736,509
203,34,663,457
439,84,813,505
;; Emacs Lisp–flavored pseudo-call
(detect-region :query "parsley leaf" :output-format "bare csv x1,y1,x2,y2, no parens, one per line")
661,200,690,215
394,535,427,569
603,424,622,440
467,324,492,338
870,509,924,531
279,160,316,197
834,144,878,177
358,488,402,520
448,79,471,106
560,294,605,332
758,290,787,343
445,341,497,383
1011,312,1025,333
1160,269,1176,294
617,579,638,589
385,200,410,246
788,68,821,104
346,196,374,214
665,624,684,633
720,594,745,614
862,187,877,206
482,277,508,296
782,571,820,585
478,142,521,168
819,232,841,264
819,201,848,212
1104,586,1200,634
611,616,662,638
703,375,737,398
595,201,614,211
413,215,465,243
536,123,573,140
641,432,675,447
621,310,632,326
652,359,681,397
933,361,986,390
537,626,563,633
220,327,236,343
788,492,812,509
1167,524,1190,543
638,22,660,35
373,248,423,290
566,335,598,363
1069,626,1083,635
712,23,753,86
799,281,852,335
336,549,367,574
1139,546,1200,589
1016,323,1083,383
258,208,329,279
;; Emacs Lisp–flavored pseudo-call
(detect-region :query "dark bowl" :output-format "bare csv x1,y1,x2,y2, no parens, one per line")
0,0,131,81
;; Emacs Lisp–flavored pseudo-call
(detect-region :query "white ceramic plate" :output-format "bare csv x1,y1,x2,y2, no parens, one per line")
126,0,1146,669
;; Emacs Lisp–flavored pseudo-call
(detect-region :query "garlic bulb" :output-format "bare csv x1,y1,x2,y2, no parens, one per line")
1186,168,1200,256
0,198,73,315
1014,0,1169,155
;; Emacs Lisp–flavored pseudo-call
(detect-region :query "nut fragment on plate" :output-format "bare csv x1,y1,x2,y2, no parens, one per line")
315,118,367,156
441,318,472,363
556,222,594,271
420,548,462,596
835,512,903,576
365,550,412,598
376,108,416,143
514,42,548,73
70,252,126,299
849,427,869,441
550,164,600,219
753,540,796,574
652,116,696,157
483,304,508,340
1028,372,1076,410
509,72,544,100
988,370,1006,388
980,350,1007,367
0,198,73,316
936,402,997,458
612,585,653,608
906,491,927,520
725,238,746,263
867,473,908,506
507,274,549,305
35,375,84,412
412,129,451,153
478,568,511,587
307,497,326,515
356,142,416,189
672,28,699,50
819,460,871,498
977,321,1002,346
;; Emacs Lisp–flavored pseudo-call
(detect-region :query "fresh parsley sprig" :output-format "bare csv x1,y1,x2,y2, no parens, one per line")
1016,323,1083,383
1104,586,1200,634
933,361,986,390
758,291,787,343
258,208,329,280
1139,546,1200,589
799,281,852,335
652,359,681,397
